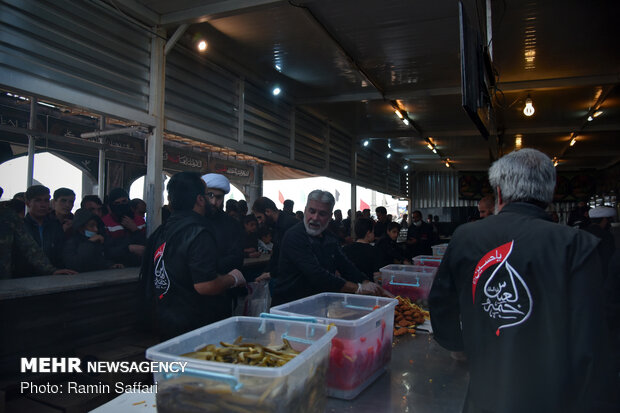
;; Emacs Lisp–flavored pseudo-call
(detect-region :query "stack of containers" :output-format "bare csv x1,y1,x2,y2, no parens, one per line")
431,243,449,257
412,255,442,267
379,264,438,300
270,293,397,400
146,316,337,413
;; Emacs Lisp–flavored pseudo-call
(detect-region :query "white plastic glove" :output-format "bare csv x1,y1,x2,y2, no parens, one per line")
355,281,382,295
229,269,246,288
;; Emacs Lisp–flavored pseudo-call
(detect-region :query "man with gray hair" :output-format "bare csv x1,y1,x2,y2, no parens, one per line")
429,149,613,412
272,189,390,305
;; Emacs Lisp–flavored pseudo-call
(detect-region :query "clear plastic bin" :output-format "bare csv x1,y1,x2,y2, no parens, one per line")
380,264,438,300
146,316,336,413
412,255,443,267
431,243,449,257
270,293,397,400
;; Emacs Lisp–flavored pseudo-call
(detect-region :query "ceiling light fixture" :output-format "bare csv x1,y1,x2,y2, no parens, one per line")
272,86,281,96
403,164,409,170
570,137,577,146
395,110,403,119
587,115,593,122
553,159,559,167
386,152,392,159
402,118,409,126
523,96,535,116
515,134,523,149
445,160,450,168
362,139,370,147
593,110,603,118
427,143,433,150
197,40,208,52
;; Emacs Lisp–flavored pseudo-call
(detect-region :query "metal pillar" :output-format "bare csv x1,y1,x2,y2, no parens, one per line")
98,115,106,199
26,97,37,187
145,28,166,234
350,182,357,238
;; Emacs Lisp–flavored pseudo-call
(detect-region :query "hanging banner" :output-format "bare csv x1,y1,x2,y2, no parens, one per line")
209,158,254,186
163,148,208,172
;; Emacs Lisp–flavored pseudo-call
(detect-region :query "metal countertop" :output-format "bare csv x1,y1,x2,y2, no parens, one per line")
326,334,469,413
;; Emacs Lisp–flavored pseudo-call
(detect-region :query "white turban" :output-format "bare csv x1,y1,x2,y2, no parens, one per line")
589,206,616,219
202,173,230,194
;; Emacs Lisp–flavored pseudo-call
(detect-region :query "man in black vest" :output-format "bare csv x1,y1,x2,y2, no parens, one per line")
429,149,613,412
141,172,246,339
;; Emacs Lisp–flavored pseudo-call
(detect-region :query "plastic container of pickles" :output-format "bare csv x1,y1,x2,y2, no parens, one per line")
146,316,336,413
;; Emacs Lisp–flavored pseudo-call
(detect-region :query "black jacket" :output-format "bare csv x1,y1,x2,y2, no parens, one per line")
22,213,65,270
62,233,110,272
375,236,406,267
272,222,367,305
141,210,226,339
342,242,379,279
267,211,299,278
407,221,434,257
429,202,612,413
206,209,244,274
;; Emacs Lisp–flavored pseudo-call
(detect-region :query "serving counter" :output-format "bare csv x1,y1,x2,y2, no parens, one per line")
90,334,469,413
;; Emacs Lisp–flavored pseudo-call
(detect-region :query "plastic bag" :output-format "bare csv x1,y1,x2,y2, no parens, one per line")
232,280,271,316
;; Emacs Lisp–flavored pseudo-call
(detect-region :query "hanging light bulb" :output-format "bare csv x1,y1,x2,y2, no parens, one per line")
427,143,434,150
395,109,403,119
593,110,603,118
402,118,409,126
197,40,208,52
445,160,450,168
272,86,282,96
403,164,409,170
587,115,593,122
386,152,392,159
362,139,370,147
523,96,535,116
570,137,577,146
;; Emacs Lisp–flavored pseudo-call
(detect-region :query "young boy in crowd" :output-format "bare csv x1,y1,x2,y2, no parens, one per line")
375,222,411,267
257,227,273,254
62,208,124,272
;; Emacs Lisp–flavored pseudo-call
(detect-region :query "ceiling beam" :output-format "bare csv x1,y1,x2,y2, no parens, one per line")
296,74,620,105
114,0,161,26
160,0,284,25
357,121,620,141
295,86,461,105
497,74,620,92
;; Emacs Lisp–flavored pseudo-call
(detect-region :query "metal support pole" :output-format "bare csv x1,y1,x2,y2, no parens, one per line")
486,0,493,60
350,182,356,239
145,28,166,235
26,97,37,187
237,79,245,144
98,115,106,199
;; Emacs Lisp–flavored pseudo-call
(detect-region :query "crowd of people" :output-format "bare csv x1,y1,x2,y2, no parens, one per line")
1,147,618,409
0,184,148,278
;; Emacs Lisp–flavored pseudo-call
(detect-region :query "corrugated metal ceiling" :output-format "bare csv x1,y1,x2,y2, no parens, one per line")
106,0,620,171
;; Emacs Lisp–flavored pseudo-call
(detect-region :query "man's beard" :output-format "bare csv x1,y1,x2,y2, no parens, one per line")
204,202,217,217
304,219,328,236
